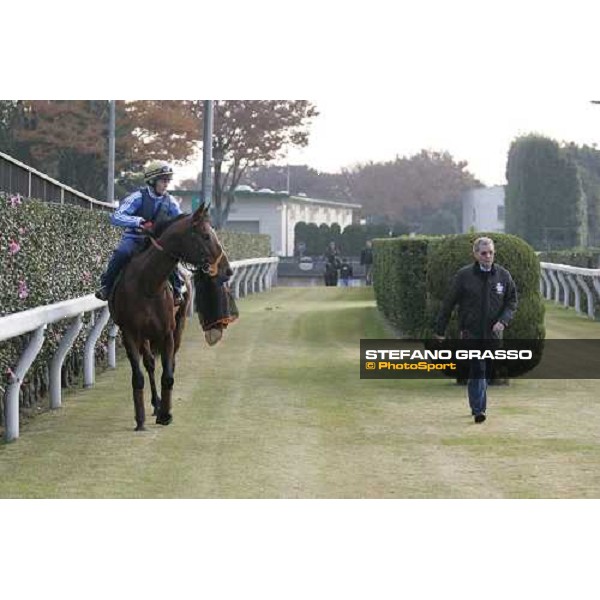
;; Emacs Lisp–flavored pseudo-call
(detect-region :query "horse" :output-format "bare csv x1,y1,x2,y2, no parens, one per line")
109,204,232,431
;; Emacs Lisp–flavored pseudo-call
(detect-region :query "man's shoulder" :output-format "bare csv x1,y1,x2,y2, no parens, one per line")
494,263,513,278
456,263,475,277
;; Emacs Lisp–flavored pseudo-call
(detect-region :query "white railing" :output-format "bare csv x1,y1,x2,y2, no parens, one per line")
540,262,600,319
0,257,279,442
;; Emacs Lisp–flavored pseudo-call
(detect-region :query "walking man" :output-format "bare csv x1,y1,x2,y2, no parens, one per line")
434,237,518,423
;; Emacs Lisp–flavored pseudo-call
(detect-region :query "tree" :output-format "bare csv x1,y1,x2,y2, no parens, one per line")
193,101,318,228
343,150,481,230
505,135,585,250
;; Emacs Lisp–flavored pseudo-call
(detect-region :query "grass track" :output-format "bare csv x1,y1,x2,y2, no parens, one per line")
1,289,600,498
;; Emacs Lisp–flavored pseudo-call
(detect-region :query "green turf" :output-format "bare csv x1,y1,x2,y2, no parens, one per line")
1,290,600,498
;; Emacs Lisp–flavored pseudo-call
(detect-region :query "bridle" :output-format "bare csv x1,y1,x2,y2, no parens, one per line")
148,231,225,277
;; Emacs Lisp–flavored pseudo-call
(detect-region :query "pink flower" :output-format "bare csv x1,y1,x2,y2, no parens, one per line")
8,239,21,255
82,270,91,281
18,279,29,299
18,227,26,235
9,195,22,208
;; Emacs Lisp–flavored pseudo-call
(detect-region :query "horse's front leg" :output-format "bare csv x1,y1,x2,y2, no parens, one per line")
141,340,161,416
156,334,175,426
123,332,146,431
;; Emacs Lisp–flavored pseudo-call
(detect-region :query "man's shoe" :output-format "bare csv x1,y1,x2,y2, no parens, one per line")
474,413,486,424
95,287,109,301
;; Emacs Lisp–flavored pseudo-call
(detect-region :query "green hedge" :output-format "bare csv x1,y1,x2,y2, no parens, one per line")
537,248,600,268
0,193,270,425
217,231,271,261
373,236,442,336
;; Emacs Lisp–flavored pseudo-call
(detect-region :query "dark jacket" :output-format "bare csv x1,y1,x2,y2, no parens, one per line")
340,263,353,279
360,248,373,265
436,262,518,339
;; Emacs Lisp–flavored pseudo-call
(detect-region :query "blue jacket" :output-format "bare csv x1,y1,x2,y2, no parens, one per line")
112,186,182,238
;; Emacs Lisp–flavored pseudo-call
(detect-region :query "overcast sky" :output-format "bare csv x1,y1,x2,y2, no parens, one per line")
287,97,600,185
174,97,600,188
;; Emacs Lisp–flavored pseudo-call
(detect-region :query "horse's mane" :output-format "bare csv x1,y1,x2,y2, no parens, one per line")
153,214,189,238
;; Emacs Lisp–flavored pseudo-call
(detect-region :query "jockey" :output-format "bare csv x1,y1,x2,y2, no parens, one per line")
95,160,185,303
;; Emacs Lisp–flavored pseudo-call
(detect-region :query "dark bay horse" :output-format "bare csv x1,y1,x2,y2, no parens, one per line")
110,204,232,431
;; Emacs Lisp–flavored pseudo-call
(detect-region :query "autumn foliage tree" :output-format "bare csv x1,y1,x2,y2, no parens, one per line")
191,100,318,228
343,150,481,231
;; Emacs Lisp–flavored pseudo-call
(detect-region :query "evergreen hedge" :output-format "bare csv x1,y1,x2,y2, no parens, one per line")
373,236,442,336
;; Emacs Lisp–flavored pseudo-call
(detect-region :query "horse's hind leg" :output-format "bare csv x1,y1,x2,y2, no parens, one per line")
123,333,146,431
142,341,161,416
156,335,175,426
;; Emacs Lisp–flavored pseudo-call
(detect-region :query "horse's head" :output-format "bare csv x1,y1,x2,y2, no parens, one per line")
158,205,232,278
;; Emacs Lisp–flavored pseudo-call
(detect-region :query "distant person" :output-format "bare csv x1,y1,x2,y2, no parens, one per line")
339,258,353,287
324,241,341,286
434,237,518,424
360,240,374,286
297,241,307,259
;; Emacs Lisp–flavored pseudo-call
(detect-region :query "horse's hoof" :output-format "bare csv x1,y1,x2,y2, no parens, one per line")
135,424,146,432
156,413,173,426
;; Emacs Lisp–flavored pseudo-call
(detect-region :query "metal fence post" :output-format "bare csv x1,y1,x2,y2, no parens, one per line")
4,325,46,442
49,315,83,409
83,306,110,388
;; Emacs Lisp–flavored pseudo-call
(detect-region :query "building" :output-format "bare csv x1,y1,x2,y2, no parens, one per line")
462,185,505,233
172,187,361,256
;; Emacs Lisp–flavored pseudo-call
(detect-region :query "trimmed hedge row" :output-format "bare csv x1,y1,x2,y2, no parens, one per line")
0,193,271,425
216,230,271,261
373,236,441,337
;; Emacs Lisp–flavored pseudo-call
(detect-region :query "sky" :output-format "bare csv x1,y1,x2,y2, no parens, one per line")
272,97,600,186
173,96,600,189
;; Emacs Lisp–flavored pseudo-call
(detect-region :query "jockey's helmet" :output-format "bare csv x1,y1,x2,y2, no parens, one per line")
144,161,174,184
